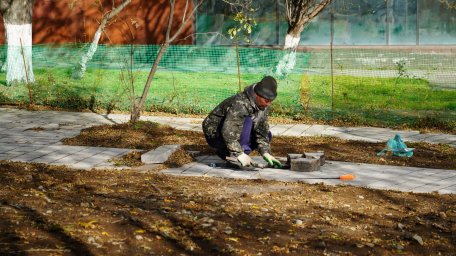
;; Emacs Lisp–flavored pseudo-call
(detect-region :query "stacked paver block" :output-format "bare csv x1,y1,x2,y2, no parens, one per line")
287,151,326,172
304,151,325,166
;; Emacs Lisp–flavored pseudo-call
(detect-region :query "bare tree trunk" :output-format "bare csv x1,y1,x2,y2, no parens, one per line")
130,0,203,123
72,0,131,79
0,0,35,85
275,0,332,77
130,43,169,123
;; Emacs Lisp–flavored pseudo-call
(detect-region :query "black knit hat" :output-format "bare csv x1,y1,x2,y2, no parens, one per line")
254,76,277,100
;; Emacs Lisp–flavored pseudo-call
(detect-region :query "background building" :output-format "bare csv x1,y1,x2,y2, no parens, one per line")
0,0,193,45
196,0,456,46
1,0,454,46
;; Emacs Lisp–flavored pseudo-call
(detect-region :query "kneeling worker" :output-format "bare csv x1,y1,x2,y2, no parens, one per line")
202,76,283,168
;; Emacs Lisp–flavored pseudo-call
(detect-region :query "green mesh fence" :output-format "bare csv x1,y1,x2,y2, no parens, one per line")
0,44,455,129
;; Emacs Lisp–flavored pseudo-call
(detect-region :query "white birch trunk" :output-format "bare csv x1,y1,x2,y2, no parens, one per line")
4,23,34,85
72,27,103,79
72,0,131,79
283,33,301,50
275,33,300,77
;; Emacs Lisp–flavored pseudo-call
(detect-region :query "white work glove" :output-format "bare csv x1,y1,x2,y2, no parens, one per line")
237,153,252,166
262,153,283,168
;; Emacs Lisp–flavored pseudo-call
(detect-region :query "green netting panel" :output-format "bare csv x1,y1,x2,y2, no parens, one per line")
306,47,456,88
0,44,310,114
302,46,456,126
25,44,311,74
0,44,455,128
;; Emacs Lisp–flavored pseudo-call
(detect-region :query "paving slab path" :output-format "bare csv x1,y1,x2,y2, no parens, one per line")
0,107,455,194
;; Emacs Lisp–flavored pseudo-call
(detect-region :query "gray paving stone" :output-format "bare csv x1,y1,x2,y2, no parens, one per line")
334,133,381,142
171,168,204,177
394,181,430,191
33,154,71,164
421,134,456,144
405,133,434,141
270,125,293,135
427,170,456,178
225,171,258,179
100,148,133,157
52,153,94,165
344,178,384,187
282,124,312,136
320,129,343,137
367,180,407,190
0,144,20,153
257,169,290,180
10,152,48,162
131,164,160,172
408,184,449,194
0,152,27,160
171,123,200,131
53,147,88,154
420,182,456,191
0,137,26,144
68,162,97,170
204,168,235,178
161,168,186,176
286,170,335,179
437,185,456,194
425,177,456,187
323,179,351,186
92,164,131,170
389,175,429,186
403,168,446,176
77,155,111,166
141,144,181,164
1,108,455,194
191,126,203,132
76,147,108,155
183,162,213,175
206,155,225,161
301,125,329,136
7,145,46,153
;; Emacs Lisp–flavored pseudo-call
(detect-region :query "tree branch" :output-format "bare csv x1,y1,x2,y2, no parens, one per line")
166,0,176,42
169,0,204,42
105,0,131,21
181,0,189,25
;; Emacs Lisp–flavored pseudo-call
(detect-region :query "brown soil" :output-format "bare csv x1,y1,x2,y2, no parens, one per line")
62,121,456,170
1,160,455,255
2,120,456,255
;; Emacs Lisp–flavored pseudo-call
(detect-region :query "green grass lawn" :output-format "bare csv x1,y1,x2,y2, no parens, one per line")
0,67,455,130
305,75,455,111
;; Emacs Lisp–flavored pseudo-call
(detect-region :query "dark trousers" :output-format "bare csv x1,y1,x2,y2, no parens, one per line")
205,116,272,159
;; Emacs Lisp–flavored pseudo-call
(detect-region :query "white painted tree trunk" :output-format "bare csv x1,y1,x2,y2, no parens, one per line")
4,23,34,85
72,0,131,79
72,27,103,79
275,33,301,77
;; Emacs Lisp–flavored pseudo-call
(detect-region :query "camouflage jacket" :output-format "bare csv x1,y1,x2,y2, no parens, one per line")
202,84,271,156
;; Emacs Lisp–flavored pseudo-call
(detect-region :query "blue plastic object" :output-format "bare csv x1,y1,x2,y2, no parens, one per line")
377,134,414,157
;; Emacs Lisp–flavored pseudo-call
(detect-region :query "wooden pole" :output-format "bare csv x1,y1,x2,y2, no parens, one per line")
236,37,241,92
20,38,33,105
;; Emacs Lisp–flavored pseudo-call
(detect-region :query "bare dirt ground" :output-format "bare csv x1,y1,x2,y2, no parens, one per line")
1,121,456,255
62,122,456,170
1,160,455,256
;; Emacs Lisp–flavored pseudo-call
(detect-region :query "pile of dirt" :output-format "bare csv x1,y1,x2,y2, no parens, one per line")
0,161,455,255
62,121,456,170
